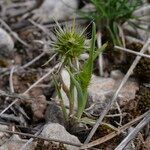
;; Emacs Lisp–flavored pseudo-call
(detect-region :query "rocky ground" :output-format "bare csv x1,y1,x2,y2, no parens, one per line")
0,0,149,150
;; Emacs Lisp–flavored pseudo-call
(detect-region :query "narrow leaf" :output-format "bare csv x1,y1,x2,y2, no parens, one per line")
52,74,68,121
78,22,96,91
66,68,85,120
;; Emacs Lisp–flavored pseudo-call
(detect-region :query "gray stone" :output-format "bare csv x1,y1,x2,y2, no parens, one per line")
32,0,78,22
110,70,124,80
0,135,34,150
45,102,65,126
0,28,14,56
0,125,9,146
80,3,95,13
40,123,81,150
86,74,139,115
88,75,115,103
133,5,150,18
116,78,139,106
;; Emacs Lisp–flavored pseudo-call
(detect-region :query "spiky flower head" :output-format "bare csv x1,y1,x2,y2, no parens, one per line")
53,21,85,59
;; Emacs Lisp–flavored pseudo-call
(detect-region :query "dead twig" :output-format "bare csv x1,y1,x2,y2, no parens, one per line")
84,38,150,144
118,24,126,47
9,66,16,93
97,31,104,76
0,99,19,117
8,0,45,18
0,63,60,117
105,113,127,118
20,126,44,150
115,46,150,58
0,128,82,147
28,19,50,36
115,111,150,150
0,114,21,123
0,90,32,100
21,51,46,69
0,18,29,47
115,101,123,126
0,121,40,133
23,63,59,94
81,110,149,149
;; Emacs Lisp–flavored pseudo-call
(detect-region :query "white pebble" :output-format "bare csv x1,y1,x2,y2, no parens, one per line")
0,28,14,55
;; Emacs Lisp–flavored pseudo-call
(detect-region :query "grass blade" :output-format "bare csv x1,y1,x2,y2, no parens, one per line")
52,74,68,121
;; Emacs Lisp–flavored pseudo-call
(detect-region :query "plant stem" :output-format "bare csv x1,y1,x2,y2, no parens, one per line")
52,74,68,121
70,78,75,115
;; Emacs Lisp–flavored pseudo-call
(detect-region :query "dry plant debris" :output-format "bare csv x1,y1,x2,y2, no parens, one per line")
0,0,149,150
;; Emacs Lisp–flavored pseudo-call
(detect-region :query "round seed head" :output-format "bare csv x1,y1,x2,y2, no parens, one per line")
54,23,85,58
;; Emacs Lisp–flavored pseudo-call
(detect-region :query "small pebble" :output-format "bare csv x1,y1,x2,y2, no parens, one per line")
0,28,14,56
110,70,124,80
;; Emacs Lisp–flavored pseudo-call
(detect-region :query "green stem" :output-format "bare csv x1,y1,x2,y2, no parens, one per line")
70,77,75,115
60,72,74,116
52,74,68,122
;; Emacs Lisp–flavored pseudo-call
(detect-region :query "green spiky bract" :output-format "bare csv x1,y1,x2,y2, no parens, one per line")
54,21,85,61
